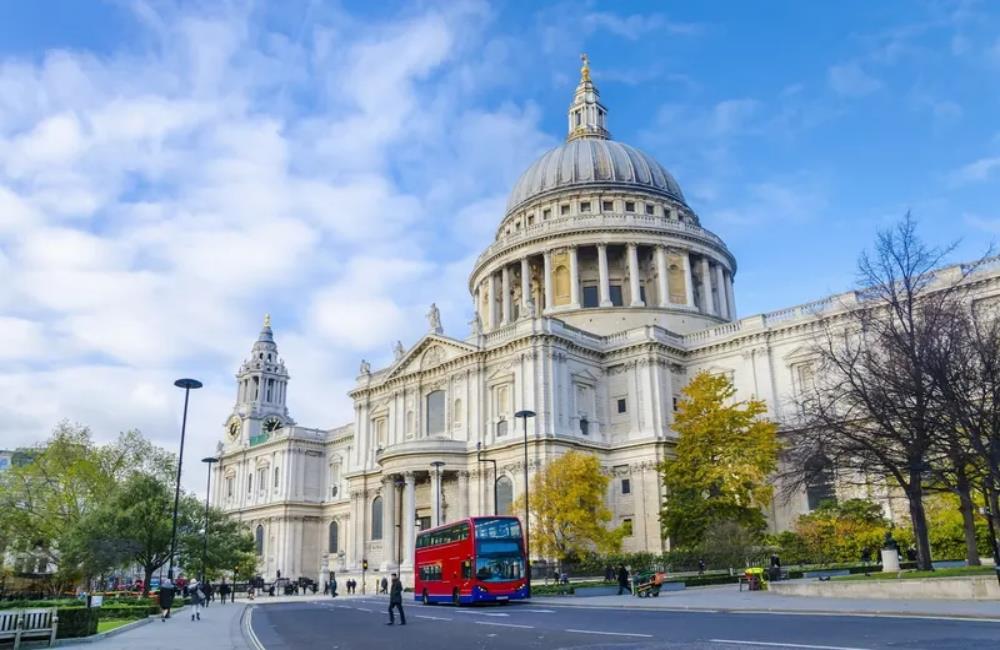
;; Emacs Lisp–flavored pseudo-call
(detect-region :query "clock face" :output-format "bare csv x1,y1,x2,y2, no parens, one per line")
227,417,241,440
263,416,283,433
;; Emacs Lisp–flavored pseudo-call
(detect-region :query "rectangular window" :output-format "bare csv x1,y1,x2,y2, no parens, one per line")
672,397,679,411
617,398,627,413
418,516,432,531
609,285,624,306
622,478,631,495
247,475,252,493
645,203,655,215
226,477,234,498
527,214,534,225
639,285,646,303
582,285,599,308
622,518,633,536
543,208,551,220
602,200,614,211
580,201,591,213
273,467,280,488
625,201,635,212
560,204,570,215
496,419,508,436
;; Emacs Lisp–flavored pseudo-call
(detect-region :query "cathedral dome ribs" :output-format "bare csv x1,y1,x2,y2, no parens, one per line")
469,56,738,337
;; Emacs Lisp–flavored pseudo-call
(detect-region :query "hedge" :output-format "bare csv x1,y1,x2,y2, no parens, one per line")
55,607,99,639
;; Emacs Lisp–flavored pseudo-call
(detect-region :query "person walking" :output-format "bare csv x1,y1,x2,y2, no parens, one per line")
386,573,405,626
159,577,175,621
189,578,205,621
616,564,630,596
219,580,231,605
380,576,388,595
330,572,338,598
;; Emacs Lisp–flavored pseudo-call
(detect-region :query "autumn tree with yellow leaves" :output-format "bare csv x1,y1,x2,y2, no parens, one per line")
517,450,624,562
660,371,780,549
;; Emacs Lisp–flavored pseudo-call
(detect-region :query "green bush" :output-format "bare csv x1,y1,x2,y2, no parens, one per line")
0,599,80,610
56,607,99,638
95,604,158,619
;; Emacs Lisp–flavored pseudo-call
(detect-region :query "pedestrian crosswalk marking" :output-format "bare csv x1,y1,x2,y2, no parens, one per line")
474,621,534,629
415,615,452,621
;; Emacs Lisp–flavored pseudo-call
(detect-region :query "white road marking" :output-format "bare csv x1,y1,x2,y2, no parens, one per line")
523,609,556,613
354,607,373,612
453,610,509,617
710,640,872,650
564,629,653,638
415,615,452,621
475,621,535,629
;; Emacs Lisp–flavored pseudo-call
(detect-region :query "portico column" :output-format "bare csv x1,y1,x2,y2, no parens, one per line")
568,246,580,308
716,264,729,320
682,253,695,308
597,244,612,307
543,250,553,313
458,471,470,519
700,257,715,315
486,275,495,330
520,257,531,316
726,271,737,318
655,246,669,307
401,472,415,568
501,265,511,324
431,468,442,527
627,243,644,306
382,476,396,569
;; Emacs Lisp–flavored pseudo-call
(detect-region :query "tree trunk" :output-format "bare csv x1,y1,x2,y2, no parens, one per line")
907,475,934,571
143,565,154,597
955,472,982,566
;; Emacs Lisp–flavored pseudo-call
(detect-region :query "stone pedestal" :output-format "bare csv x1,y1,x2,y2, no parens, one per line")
881,548,900,572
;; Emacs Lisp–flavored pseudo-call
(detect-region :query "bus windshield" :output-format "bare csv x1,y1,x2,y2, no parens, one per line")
475,555,524,582
473,518,524,582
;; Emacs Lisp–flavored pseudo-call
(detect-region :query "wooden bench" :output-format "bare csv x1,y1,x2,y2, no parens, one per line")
0,608,59,649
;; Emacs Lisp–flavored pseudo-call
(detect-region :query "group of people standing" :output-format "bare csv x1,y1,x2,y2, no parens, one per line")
158,578,237,622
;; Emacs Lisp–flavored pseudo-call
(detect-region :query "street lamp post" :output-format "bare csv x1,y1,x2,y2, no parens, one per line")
168,378,202,580
514,409,536,597
430,461,446,527
201,457,219,583
476,442,498,515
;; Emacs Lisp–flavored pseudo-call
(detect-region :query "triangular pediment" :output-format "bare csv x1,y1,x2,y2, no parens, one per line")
384,334,478,379
783,344,818,366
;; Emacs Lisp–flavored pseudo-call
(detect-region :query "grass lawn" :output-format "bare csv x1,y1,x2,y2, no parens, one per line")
834,565,995,581
97,619,134,633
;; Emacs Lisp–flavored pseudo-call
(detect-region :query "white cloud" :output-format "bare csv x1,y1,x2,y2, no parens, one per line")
948,156,1000,186
828,62,882,96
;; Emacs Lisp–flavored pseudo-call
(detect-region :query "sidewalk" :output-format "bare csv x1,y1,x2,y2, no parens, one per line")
58,602,250,649
529,584,1000,620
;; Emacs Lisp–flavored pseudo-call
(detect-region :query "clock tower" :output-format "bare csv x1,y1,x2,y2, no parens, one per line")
224,314,294,446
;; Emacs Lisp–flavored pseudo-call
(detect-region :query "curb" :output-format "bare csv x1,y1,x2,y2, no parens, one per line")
53,617,154,646
241,605,265,650
526,599,1000,622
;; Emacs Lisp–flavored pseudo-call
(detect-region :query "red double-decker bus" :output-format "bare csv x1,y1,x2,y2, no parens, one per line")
414,516,528,605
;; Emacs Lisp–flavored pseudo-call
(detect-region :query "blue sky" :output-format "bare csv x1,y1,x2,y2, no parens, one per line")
1,1,998,492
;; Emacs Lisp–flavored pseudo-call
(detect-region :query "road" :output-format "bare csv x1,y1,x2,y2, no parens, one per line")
247,595,1000,650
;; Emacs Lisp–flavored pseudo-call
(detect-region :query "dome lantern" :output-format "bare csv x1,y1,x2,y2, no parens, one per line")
567,53,610,142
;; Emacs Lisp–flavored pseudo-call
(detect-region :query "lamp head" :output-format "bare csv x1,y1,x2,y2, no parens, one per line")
514,410,536,419
174,378,203,390
202,456,219,464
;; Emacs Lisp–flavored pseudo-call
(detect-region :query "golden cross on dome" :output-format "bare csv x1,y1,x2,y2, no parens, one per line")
580,52,590,82
263,313,271,328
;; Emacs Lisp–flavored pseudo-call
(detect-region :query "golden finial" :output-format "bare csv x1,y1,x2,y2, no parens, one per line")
263,313,271,328
580,52,590,82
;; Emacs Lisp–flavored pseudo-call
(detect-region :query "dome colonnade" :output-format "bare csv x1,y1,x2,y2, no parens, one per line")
469,55,736,336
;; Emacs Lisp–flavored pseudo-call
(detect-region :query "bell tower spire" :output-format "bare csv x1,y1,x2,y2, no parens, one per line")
233,314,292,421
567,53,610,142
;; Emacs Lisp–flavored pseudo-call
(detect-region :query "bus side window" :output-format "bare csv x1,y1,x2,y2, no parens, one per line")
461,560,472,579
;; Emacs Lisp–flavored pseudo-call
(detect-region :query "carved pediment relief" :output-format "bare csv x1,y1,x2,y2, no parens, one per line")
384,334,478,380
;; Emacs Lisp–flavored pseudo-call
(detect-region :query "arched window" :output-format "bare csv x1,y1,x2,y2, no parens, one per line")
453,398,462,426
554,265,570,305
328,521,339,553
255,524,264,556
426,390,446,435
496,476,514,516
371,497,383,540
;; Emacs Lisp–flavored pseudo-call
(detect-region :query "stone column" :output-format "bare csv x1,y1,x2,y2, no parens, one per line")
485,275,495,330
726,271,737,318
458,471,470,519
568,246,580,308
520,257,531,316
700,257,715,315
543,250,553,312
682,253,695,308
655,246,669,307
716,264,729,320
382,477,396,569
431,467,442,527
597,244,612,307
627,243,644,306
401,472,416,568
502,264,513,324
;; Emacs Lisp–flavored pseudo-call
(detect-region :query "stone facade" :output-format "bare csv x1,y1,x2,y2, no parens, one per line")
210,58,1000,587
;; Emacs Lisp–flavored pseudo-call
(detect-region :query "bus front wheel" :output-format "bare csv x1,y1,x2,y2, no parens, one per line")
422,590,430,605
452,588,460,606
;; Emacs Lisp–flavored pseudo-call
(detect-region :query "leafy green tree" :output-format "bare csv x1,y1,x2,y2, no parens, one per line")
794,499,889,565
517,451,623,562
659,372,780,548
177,500,256,581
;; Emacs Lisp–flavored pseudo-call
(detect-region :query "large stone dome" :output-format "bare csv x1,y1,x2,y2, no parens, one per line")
506,138,686,214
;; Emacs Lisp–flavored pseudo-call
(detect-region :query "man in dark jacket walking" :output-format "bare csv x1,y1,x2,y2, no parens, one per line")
617,565,630,595
386,573,405,625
